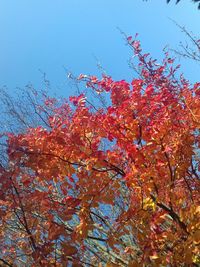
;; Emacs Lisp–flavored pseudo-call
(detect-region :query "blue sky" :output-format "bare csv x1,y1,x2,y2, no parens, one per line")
0,0,199,98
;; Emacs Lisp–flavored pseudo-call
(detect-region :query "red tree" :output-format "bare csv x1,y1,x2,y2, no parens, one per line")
0,37,199,266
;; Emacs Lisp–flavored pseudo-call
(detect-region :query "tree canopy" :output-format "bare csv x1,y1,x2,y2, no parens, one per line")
0,37,200,266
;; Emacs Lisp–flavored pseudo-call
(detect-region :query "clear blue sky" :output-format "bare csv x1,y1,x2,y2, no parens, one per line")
0,0,199,97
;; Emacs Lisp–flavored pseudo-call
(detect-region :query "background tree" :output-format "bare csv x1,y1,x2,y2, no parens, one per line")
0,37,199,266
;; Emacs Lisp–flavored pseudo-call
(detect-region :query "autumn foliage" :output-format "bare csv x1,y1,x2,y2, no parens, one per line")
0,37,200,266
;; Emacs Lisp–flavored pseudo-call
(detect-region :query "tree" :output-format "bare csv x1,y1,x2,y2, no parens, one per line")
170,21,200,63
0,37,200,266
144,0,200,9
168,0,200,8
